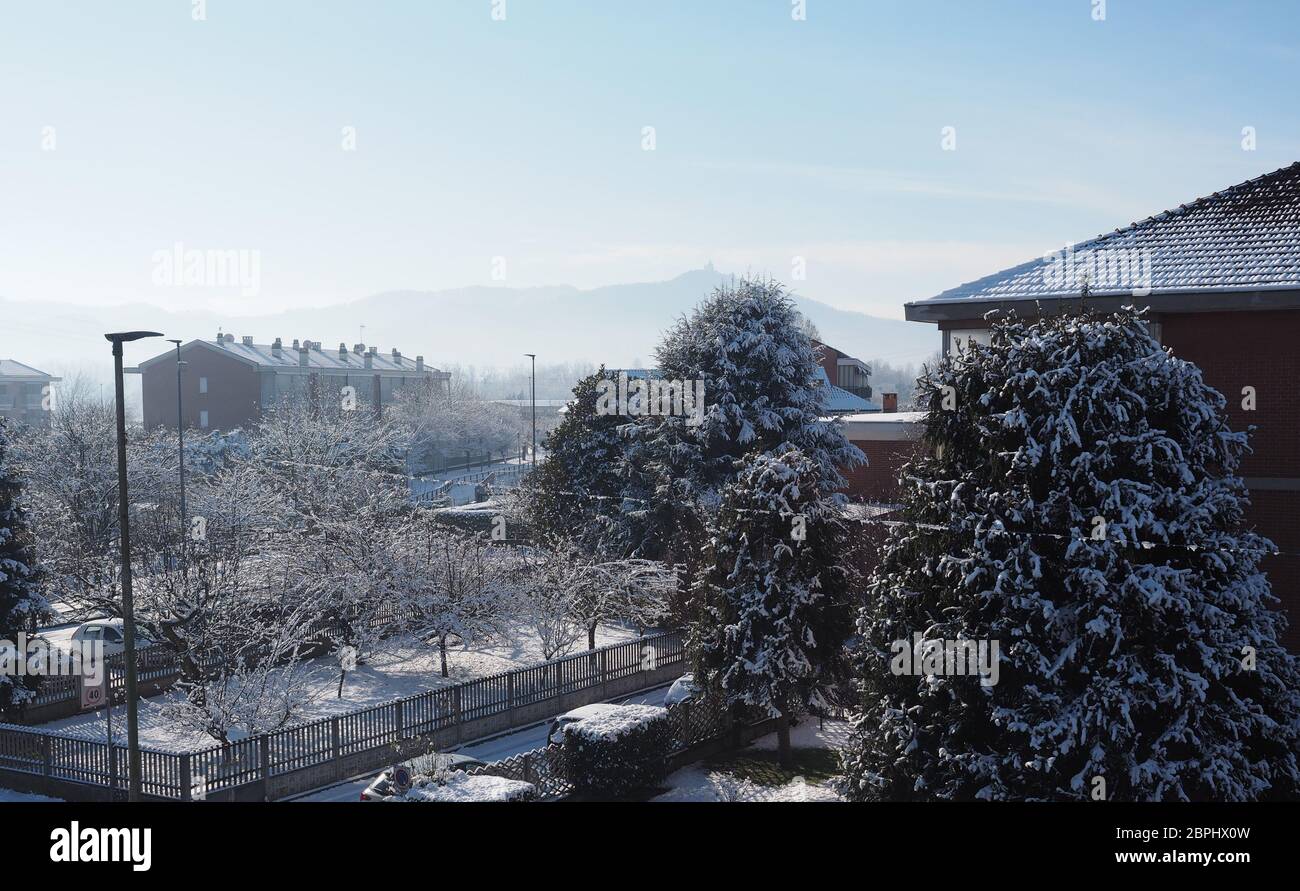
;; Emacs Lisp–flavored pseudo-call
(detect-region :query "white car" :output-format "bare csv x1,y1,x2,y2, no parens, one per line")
69,620,148,656
664,673,701,708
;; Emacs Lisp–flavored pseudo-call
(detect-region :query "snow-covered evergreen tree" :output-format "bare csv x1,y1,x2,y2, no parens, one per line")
694,446,854,767
0,418,50,711
638,276,862,507
841,307,1300,801
521,367,648,556
626,277,863,617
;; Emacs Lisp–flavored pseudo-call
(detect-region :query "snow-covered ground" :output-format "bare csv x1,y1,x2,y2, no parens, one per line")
34,622,640,751
652,718,851,802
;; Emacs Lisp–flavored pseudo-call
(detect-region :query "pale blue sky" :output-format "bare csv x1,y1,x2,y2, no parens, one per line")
2,0,1297,319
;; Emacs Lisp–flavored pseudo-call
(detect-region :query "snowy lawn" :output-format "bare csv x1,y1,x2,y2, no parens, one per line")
652,718,850,802
34,622,640,751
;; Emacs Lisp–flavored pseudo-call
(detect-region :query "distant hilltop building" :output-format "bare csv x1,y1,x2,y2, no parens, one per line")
0,360,60,427
133,333,451,431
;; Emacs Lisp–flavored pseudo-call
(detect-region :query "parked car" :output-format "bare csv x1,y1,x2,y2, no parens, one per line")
664,673,701,708
68,620,150,656
359,752,487,801
544,703,630,745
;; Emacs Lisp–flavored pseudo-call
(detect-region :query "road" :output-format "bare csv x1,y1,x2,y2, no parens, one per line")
292,682,672,802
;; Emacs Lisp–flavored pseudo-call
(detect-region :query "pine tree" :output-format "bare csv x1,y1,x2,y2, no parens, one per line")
627,277,864,612
840,307,1300,801
694,446,854,768
521,366,653,557
0,419,49,711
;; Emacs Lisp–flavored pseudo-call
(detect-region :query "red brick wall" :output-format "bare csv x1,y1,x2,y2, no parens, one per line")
1159,310,1300,479
842,437,925,504
1248,490,1300,652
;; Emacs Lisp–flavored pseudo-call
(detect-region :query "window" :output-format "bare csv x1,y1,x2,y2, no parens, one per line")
946,328,991,353
199,376,208,394
199,410,209,428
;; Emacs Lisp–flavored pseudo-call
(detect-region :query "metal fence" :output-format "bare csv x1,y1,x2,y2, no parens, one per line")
0,630,684,801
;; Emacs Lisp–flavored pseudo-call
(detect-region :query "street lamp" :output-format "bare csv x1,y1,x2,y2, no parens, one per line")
166,340,188,566
105,330,163,802
524,353,536,471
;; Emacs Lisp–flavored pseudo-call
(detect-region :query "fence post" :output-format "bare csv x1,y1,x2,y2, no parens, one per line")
330,717,341,760
40,734,51,779
599,648,608,695
108,743,119,794
506,673,515,710
395,699,404,740
180,753,193,801
259,735,271,781
521,752,533,784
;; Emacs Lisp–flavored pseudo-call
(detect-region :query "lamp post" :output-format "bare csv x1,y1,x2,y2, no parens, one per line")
524,353,536,470
105,330,163,802
166,340,187,566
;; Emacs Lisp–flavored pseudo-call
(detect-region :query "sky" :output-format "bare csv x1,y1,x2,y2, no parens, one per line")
2,0,1298,321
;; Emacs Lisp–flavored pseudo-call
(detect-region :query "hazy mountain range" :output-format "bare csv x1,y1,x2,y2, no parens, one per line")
2,268,940,390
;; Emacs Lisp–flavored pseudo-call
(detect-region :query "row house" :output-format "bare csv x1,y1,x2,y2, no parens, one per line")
135,333,451,431
0,360,60,427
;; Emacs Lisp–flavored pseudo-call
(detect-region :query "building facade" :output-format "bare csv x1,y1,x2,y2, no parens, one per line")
901,162,1300,649
0,360,60,427
136,333,451,431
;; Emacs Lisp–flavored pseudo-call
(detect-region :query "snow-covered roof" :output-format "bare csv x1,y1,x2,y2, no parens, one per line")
909,161,1300,308
813,366,877,413
0,360,59,381
839,411,925,442
137,338,449,377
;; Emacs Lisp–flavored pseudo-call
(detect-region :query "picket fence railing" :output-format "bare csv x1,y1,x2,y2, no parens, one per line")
0,630,684,801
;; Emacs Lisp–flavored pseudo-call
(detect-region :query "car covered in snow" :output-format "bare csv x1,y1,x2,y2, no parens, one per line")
664,673,701,708
544,703,635,745
359,752,487,801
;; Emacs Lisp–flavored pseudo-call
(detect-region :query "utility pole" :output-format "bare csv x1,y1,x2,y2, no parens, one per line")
524,353,536,471
166,340,187,568
105,330,162,802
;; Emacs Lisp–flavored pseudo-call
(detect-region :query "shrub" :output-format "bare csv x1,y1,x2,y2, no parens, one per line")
561,704,672,797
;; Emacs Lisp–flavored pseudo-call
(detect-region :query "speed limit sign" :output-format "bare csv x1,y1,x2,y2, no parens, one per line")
80,672,109,711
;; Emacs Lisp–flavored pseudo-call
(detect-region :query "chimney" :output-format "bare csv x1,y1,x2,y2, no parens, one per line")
272,337,282,357
242,335,254,346
339,342,348,359
353,343,364,355
391,348,401,364
225,333,235,343
292,339,300,350
298,342,309,367
415,355,424,372
882,392,898,413
364,347,374,369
